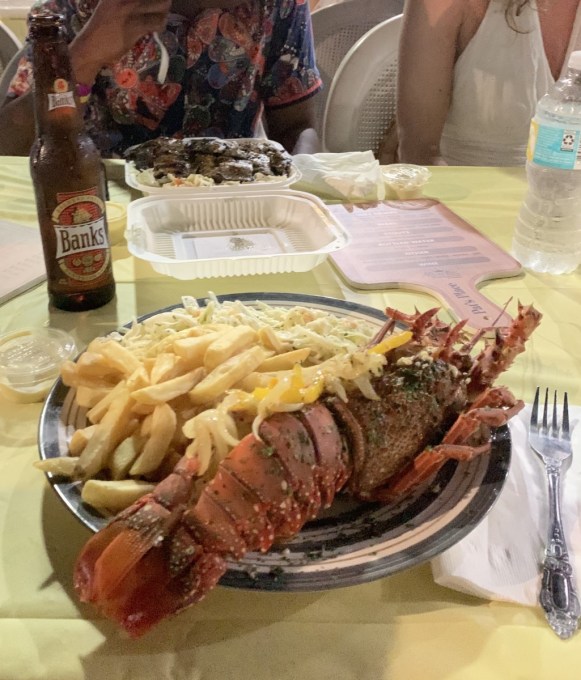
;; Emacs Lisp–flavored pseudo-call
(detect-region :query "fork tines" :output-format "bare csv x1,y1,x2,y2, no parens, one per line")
532,386,570,441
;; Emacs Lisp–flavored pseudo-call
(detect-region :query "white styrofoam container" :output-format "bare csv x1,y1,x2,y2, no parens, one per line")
125,190,350,279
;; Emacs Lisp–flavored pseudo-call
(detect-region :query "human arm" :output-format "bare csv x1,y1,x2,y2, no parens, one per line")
265,97,322,154
260,0,322,155
396,0,464,165
0,0,171,156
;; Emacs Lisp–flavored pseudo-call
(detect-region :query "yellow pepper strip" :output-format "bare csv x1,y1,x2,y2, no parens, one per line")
252,386,270,401
252,365,324,405
368,330,413,354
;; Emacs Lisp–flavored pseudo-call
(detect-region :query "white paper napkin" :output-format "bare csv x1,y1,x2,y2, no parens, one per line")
431,403,581,606
292,151,386,202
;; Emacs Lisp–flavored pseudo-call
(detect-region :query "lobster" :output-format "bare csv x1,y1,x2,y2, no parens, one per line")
74,303,541,637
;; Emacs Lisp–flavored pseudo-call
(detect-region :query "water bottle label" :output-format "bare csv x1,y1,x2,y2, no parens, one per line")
527,120,581,169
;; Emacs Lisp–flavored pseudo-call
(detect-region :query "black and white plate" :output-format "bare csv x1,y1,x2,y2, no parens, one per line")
38,292,511,592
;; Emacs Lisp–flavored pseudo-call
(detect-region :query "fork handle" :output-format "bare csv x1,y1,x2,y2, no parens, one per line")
540,466,581,639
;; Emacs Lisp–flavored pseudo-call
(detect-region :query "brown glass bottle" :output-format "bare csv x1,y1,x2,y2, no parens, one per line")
29,11,115,312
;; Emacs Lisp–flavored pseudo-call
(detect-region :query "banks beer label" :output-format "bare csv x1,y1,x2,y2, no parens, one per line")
51,188,111,282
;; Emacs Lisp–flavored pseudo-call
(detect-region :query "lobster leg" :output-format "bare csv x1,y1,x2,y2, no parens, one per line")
365,387,524,502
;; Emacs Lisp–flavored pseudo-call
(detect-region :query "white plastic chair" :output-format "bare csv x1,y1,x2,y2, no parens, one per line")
0,45,25,108
322,14,402,155
311,0,403,137
0,20,22,74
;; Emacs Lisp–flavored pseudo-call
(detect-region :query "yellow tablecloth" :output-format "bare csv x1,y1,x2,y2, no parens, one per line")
0,158,580,679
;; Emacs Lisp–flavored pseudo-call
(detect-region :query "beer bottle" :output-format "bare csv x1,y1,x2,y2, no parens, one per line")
29,11,116,312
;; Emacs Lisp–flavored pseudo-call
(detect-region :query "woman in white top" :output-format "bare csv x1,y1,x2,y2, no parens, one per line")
397,0,581,166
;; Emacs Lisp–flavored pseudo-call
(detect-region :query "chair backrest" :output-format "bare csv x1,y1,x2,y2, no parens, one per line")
311,0,403,137
0,21,22,74
0,45,26,108
322,14,402,155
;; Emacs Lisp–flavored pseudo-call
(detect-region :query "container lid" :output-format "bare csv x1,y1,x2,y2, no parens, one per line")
0,328,76,403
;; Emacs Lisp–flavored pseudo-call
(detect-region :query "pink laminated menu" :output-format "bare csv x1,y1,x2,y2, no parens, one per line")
329,199,522,330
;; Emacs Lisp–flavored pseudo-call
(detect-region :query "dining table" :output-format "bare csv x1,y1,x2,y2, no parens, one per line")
0,156,580,680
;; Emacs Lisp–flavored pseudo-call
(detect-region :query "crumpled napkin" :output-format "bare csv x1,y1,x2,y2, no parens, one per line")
292,151,386,202
431,403,581,606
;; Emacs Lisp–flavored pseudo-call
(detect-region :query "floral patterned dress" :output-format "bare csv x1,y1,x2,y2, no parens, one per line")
9,0,322,156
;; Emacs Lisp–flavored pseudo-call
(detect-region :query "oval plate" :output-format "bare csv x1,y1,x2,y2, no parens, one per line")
38,292,510,592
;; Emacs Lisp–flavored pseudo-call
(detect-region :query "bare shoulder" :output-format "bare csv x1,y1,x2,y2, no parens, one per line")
402,0,489,50
401,0,465,30
400,0,465,62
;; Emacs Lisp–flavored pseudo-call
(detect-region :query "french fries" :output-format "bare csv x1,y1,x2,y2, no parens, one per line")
257,347,311,372
81,479,156,514
189,345,268,405
75,387,135,480
43,299,382,516
51,319,281,511
131,367,205,405
203,326,257,370
129,403,177,475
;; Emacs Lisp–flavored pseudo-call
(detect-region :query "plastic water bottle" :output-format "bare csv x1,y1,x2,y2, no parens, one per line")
512,51,581,274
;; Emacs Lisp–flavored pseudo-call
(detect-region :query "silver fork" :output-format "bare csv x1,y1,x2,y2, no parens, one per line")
529,387,580,639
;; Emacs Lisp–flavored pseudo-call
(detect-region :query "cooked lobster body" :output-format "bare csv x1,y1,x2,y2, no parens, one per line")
74,303,541,637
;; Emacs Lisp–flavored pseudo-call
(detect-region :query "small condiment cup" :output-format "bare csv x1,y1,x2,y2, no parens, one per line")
0,328,76,403
106,201,127,245
382,164,432,200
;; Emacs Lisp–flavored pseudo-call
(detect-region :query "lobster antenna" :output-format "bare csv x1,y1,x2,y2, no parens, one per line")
461,297,514,353
491,297,513,327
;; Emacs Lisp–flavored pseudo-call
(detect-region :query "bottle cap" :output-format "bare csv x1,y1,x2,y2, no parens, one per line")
568,50,581,72
0,328,76,403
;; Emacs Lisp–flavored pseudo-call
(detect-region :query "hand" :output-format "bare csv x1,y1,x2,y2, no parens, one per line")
69,0,172,84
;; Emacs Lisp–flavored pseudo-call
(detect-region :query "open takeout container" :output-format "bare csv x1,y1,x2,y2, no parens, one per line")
125,190,351,279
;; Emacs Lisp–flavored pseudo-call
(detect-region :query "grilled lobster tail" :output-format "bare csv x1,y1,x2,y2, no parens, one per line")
74,303,542,637
74,403,350,637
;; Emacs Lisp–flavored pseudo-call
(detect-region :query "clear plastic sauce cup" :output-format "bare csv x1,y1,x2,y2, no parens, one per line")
0,328,76,403
382,164,432,200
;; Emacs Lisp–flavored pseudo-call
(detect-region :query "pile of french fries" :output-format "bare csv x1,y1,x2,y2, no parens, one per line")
34,318,325,514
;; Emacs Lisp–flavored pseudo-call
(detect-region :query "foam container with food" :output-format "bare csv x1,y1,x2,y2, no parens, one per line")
125,190,350,279
124,136,301,196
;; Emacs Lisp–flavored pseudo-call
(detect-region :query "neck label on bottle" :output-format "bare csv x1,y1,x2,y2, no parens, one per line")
47,78,76,111
51,190,111,282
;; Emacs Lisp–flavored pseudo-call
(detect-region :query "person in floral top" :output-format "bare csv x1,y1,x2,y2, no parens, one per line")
0,0,322,156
